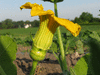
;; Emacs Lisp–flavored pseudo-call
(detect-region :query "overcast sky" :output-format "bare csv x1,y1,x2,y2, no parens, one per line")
0,0,100,22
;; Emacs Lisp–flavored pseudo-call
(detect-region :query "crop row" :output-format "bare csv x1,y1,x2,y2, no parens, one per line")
1,29,99,55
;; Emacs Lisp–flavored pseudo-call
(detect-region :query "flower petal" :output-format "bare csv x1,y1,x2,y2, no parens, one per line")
20,2,33,10
20,2,54,16
31,9,54,16
53,16,81,37
20,2,81,37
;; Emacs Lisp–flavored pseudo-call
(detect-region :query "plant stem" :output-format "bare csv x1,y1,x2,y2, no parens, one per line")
29,61,38,75
54,1,69,75
52,51,63,71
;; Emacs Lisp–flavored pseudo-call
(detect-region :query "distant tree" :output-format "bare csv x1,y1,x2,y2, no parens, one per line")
32,20,40,27
25,20,30,24
92,17,100,22
1,19,13,29
74,17,82,24
79,12,93,22
0,22,2,29
6,19,13,28
30,21,34,27
17,20,24,28
1,21,7,29
12,21,19,28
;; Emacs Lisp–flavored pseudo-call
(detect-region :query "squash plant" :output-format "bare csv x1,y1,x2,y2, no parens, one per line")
20,1,81,75
1,0,100,75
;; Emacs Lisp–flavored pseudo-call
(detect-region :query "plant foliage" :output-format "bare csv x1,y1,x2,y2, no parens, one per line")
70,29,100,75
70,53,91,75
0,36,17,75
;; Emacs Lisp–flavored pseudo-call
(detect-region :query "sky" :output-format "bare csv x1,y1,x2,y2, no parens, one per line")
0,0,100,22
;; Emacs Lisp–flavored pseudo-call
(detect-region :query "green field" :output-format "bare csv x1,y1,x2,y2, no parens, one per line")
0,25,100,38
0,27,38,39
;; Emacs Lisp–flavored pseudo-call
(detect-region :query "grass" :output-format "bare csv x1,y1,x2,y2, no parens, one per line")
80,25,100,32
0,27,38,39
0,25,100,38
60,25,100,32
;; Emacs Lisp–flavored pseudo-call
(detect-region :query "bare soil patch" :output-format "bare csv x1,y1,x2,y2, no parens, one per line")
13,45,87,75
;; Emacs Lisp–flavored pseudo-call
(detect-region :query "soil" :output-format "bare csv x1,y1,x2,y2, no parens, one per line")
13,45,88,75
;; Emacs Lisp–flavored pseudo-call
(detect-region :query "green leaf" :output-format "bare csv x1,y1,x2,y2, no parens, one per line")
72,53,91,75
82,30,92,38
0,66,7,75
69,67,76,75
89,31,100,41
82,30,100,42
75,40,84,54
66,49,75,54
66,31,72,37
0,35,17,75
50,42,58,53
88,39,100,75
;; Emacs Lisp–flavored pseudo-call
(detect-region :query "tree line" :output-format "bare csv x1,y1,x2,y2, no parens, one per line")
72,12,100,25
0,12,100,29
0,19,40,29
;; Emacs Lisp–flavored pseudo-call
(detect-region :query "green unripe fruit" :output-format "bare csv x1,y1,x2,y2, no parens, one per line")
30,45,47,61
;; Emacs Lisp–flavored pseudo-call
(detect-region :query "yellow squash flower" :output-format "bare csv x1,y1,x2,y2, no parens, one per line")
20,2,81,50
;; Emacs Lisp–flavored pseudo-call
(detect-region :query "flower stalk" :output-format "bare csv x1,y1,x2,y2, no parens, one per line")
54,1,69,75
29,61,38,75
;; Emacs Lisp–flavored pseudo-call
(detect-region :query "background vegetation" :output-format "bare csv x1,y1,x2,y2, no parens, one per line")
0,11,100,29
72,12,100,25
0,19,40,29
0,11,100,49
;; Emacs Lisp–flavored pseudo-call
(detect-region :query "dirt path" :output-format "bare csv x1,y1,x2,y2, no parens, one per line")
13,45,86,75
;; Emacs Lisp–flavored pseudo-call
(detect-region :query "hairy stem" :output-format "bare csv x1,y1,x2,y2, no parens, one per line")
29,61,38,75
54,1,68,75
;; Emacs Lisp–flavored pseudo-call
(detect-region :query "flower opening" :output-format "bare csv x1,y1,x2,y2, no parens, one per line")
20,2,81,50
